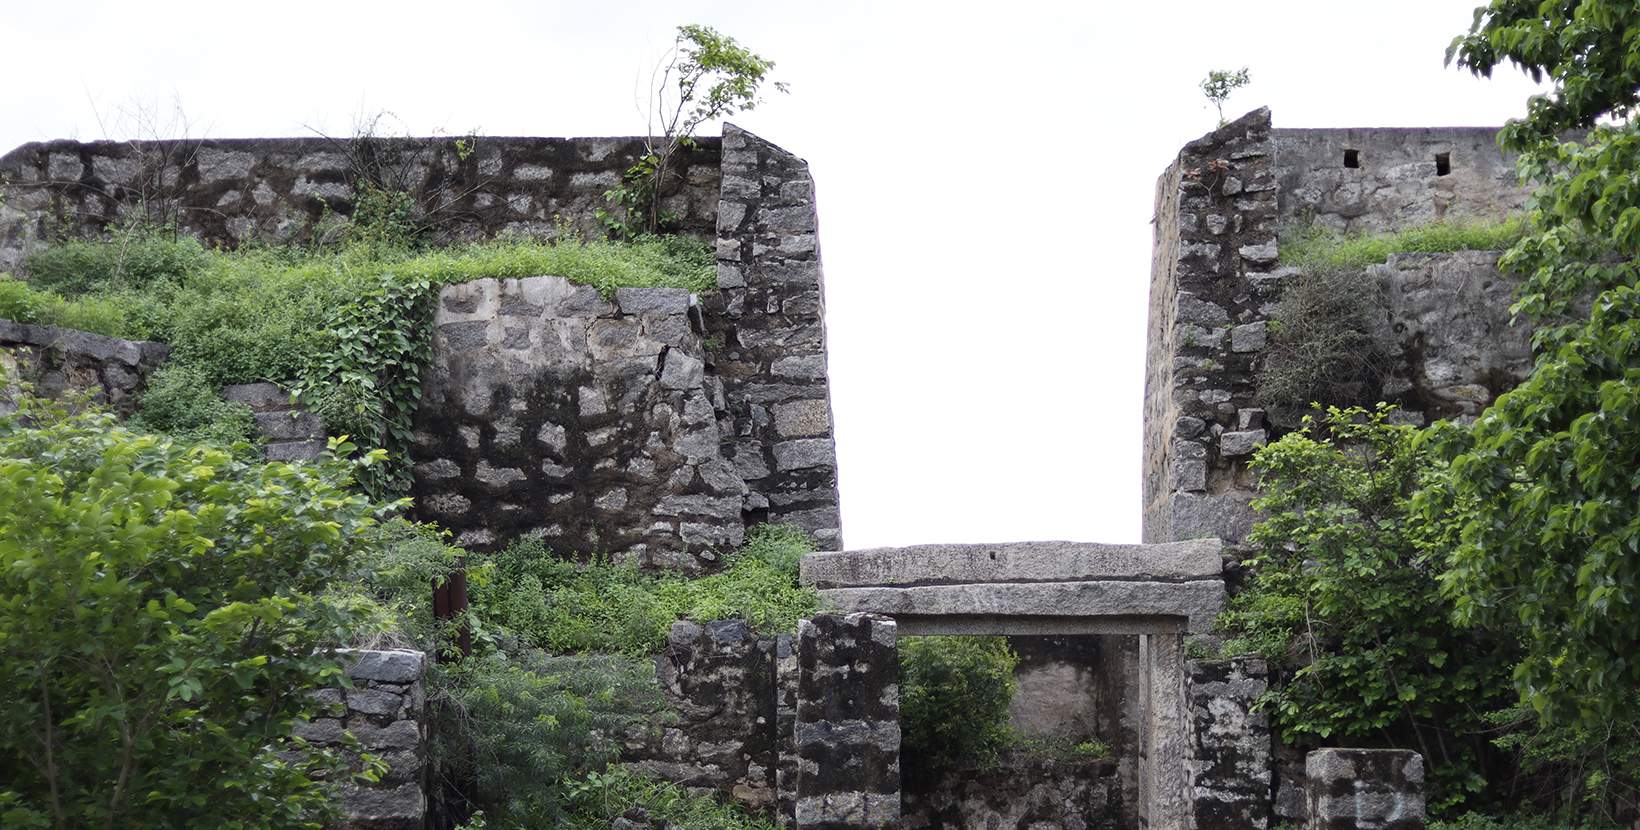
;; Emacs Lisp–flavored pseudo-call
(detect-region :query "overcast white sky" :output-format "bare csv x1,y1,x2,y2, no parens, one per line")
0,0,1547,550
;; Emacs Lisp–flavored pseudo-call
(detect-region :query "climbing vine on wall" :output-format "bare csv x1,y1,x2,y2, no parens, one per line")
295,274,439,500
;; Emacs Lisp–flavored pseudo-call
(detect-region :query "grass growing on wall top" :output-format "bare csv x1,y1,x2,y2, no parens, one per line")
469,524,822,658
1280,215,1524,270
0,225,715,495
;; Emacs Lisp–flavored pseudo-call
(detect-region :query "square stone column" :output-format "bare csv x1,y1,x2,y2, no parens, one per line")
792,613,900,830
1140,631,1190,830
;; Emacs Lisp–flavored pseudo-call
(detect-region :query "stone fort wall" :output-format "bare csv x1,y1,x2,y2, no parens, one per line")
1143,107,1534,545
0,125,842,559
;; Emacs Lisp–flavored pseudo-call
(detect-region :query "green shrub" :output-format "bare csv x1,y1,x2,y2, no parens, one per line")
0,382,392,829
432,651,667,830
125,363,258,444
0,275,132,336
24,228,209,295
470,525,821,657
1279,216,1523,270
562,765,775,830
1256,265,1386,411
899,636,1018,767
1239,405,1522,815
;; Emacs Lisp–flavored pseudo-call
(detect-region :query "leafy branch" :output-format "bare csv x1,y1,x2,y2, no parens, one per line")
600,25,788,238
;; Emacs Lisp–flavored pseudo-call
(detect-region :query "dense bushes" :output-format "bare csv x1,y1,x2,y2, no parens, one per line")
470,524,820,658
0,382,394,829
898,636,1019,767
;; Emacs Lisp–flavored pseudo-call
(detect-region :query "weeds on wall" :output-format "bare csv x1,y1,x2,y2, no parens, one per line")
6,213,713,496
1256,264,1388,411
1278,215,1524,270
1258,216,1523,413
469,524,821,658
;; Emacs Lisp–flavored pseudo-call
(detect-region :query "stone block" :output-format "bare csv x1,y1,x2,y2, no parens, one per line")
819,578,1226,633
1220,429,1267,457
1307,749,1424,830
773,438,834,472
803,539,1222,589
616,286,692,314
336,782,426,829
265,441,324,463
221,382,289,409
340,649,426,685
774,400,831,438
1231,321,1266,352
1173,456,1208,491
255,410,323,441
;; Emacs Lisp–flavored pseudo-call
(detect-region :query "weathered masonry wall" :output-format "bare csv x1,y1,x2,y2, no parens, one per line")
0,134,722,273
1143,109,1535,545
0,125,842,558
0,318,168,418
620,614,898,829
409,125,841,558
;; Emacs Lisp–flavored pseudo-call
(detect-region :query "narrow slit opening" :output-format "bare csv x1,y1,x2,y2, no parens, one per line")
1435,152,1451,176
1343,149,1360,169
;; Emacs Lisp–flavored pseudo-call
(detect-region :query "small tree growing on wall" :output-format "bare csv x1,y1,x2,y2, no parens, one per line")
601,25,788,238
1201,67,1251,127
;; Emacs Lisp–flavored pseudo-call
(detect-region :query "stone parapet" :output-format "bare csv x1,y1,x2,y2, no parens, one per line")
0,135,722,273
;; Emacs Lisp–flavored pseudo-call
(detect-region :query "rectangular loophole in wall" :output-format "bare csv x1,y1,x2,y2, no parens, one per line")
1435,152,1451,176
1343,149,1360,168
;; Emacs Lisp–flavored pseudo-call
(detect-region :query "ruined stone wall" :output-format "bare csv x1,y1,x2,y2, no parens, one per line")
0,135,723,273
407,126,841,559
1143,109,1281,546
0,318,168,418
617,614,897,830
1143,109,1534,545
901,756,1126,830
0,125,842,560
1274,127,1524,235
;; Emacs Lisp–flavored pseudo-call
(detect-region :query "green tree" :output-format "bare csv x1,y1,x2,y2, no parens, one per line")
1435,0,1640,726
602,25,788,237
1232,406,1519,812
0,386,392,829
1201,67,1251,126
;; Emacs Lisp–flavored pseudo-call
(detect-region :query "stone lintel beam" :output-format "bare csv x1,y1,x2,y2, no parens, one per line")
890,614,1188,637
819,579,1225,634
802,539,1221,590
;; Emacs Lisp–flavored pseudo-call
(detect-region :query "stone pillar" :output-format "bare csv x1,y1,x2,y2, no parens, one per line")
792,613,899,830
1190,657,1271,830
1140,632,1191,830
1306,749,1424,830
775,632,800,827
295,649,429,830
712,124,843,550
